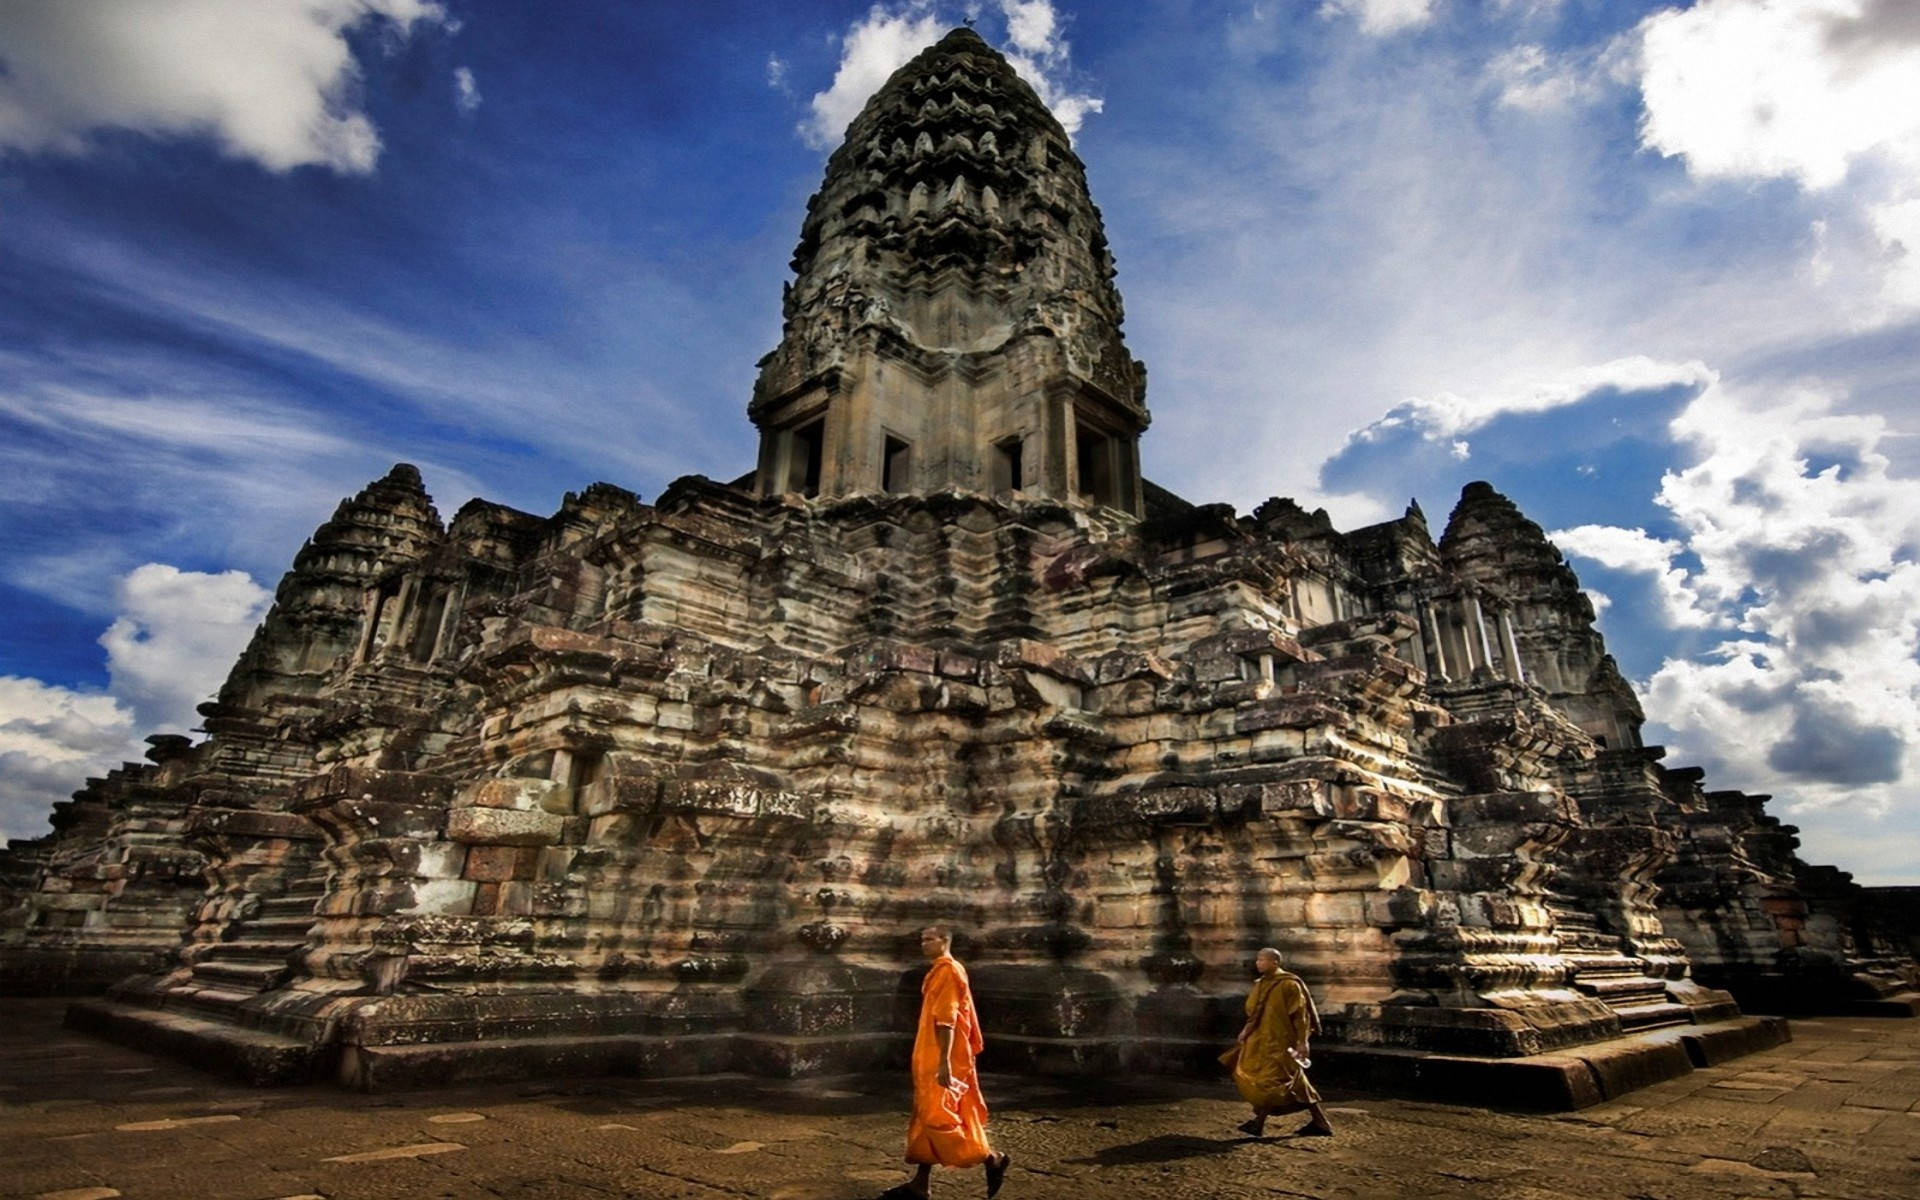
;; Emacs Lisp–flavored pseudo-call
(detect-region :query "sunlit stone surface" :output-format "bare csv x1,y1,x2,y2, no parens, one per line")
3,29,1914,1095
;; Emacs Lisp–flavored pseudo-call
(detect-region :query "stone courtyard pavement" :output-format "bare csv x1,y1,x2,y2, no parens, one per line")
3,1002,1919,1200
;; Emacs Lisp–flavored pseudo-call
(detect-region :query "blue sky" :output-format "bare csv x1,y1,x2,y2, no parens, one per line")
2,0,1917,884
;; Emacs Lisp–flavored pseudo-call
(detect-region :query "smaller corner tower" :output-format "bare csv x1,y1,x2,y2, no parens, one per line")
751,27,1149,515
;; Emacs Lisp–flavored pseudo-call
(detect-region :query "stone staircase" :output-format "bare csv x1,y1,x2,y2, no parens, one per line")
1550,898,1693,1032
182,867,326,997
67,862,336,1083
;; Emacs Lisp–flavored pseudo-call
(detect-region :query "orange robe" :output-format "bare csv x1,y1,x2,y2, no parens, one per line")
905,954,993,1167
1233,970,1322,1115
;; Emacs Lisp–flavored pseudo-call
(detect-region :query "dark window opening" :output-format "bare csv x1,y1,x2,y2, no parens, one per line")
883,434,912,493
788,419,825,497
409,588,448,662
1076,423,1116,507
567,749,606,791
363,579,402,661
993,435,1024,492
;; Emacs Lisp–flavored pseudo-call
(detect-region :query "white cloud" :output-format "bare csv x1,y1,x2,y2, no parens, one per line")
1354,356,1713,444
1868,195,1920,309
100,565,269,728
0,0,450,173
0,564,268,842
1001,0,1057,53
1636,0,1920,316
1488,44,1579,112
800,1,1100,150
454,66,482,115
802,3,948,149
1629,380,1920,811
1637,0,1920,191
998,0,1104,138
1321,0,1437,37
1547,524,1716,630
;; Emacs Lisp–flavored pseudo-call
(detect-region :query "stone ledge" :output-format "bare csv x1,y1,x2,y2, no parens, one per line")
1313,1017,1790,1111
0,947,174,997
1678,1014,1791,1065
340,1031,739,1091
65,998,325,1086
1849,992,1920,1017
734,1032,902,1077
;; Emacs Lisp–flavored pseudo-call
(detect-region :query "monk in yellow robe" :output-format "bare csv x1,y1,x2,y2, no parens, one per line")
1231,947,1333,1138
891,927,1011,1199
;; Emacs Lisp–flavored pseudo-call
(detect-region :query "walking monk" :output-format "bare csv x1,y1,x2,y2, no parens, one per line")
888,927,1011,1199
1231,947,1334,1138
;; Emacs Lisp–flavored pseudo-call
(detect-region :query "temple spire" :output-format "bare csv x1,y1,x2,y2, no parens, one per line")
750,28,1149,514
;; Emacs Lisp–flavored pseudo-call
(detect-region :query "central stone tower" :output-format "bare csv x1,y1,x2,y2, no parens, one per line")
751,28,1148,515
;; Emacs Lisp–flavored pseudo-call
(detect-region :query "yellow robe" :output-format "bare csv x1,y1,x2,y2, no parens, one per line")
905,954,993,1167
1233,970,1322,1114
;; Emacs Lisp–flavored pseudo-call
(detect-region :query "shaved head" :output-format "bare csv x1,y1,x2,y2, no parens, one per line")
919,926,952,959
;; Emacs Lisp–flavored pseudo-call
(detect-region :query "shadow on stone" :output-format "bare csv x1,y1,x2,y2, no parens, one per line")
1067,1133,1245,1166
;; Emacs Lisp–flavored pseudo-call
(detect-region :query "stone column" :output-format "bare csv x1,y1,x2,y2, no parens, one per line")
1419,601,1451,682
1499,609,1527,685
1455,604,1482,674
1469,594,1497,678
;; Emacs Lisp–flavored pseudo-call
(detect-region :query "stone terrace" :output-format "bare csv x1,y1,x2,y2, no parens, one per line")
3,999,1917,1200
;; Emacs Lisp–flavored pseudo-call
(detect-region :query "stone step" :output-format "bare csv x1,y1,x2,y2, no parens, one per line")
1613,1001,1694,1032
65,999,324,1085
190,960,291,991
235,914,317,938
1313,1015,1790,1110
1564,955,1647,974
200,939,307,962
1574,975,1670,999
258,894,323,918
160,985,269,1025
1546,906,1600,925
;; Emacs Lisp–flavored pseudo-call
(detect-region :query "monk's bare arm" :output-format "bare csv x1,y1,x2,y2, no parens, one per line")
935,1022,955,1086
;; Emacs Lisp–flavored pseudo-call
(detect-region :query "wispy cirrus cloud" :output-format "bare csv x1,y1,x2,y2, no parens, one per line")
1320,0,1438,37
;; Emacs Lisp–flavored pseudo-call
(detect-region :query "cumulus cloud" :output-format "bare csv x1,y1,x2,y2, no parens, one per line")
1320,0,1437,37
99,565,270,727
994,1,1104,136
1325,346,1918,828
0,564,268,841
1547,524,1716,630
1567,379,1920,812
1001,0,1057,52
800,1,1100,150
1635,0,1920,315
1638,0,1920,190
0,0,451,173
804,3,946,148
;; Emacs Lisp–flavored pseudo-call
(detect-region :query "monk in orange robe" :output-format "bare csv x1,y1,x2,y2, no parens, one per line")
1231,947,1333,1138
890,927,1010,1199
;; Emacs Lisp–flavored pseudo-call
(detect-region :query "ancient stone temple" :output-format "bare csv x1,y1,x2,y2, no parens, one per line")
3,28,1914,1103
